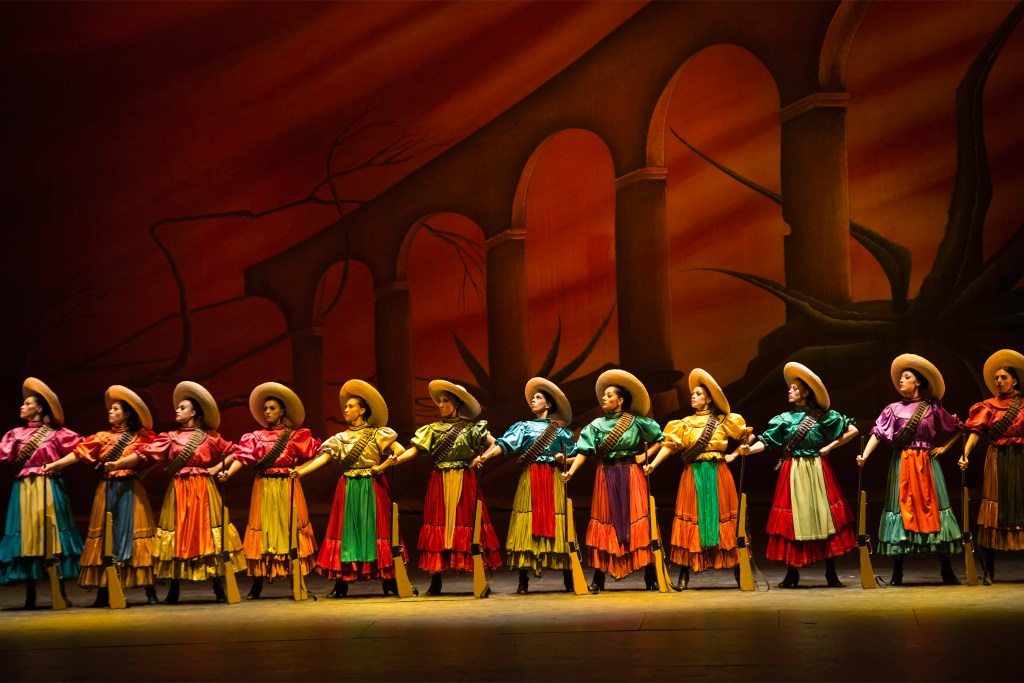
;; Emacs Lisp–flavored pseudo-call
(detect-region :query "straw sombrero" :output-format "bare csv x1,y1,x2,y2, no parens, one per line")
428,380,482,419
525,377,572,426
596,369,651,417
23,377,64,428
688,368,730,415
783,362,831,410
249,382,305,428
890,354,945,401
340,379,389,428
173,381,221,430
105,385,154,430
982,349,1024,397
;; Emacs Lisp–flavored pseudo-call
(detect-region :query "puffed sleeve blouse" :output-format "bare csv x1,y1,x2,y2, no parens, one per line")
136,427,236,475
0,422,82,477
757,409,855,457
869,398,961,449
232,427,320,475
495,418,577,464
965,391,1024,445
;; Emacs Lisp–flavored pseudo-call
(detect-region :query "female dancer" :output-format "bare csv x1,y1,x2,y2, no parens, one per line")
216,382,319,599
474,377,577,594
746,363,858,588
137,381,244,603
392,380,502,595
562,369,663,592
0,378,83,607
960,349,1024,584
858,354,963,585
57,386,159,606
296,380,407,598
644,368,750,588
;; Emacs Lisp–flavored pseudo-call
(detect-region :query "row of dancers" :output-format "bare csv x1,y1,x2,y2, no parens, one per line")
1,349,1021,607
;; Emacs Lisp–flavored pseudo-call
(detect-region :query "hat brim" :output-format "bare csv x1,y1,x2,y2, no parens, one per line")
688,368,730,415
23,377,64,428
890,354,945,401
983,349,1024,397
173,381,221,430
428,380,481,419
340,380,389,428
250,382,305,429
783,362,831,410
596,369,651,417
105,385,153,430
525,377,572,426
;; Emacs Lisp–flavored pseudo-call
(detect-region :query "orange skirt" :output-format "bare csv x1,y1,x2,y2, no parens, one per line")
668,461,738,572
585,462,652,579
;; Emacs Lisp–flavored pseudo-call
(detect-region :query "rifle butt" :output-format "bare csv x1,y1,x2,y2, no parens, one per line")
289,505,308,601
736,494,755,591
857,492,877,590
565,498,589,595
391,502,417,598
43,515,67,610
962,485,979,586
647,493,672,593
472,499,490,598
104,512,127,609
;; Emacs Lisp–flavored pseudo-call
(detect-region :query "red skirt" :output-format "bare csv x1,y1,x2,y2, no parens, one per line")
585,462,653,579
417,468,502,573
766,455,856,567
316,474,407,581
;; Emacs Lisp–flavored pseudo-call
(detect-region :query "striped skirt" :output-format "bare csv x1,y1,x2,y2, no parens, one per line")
418,468,502,573
0,476,82,583
243,476,318,578
506,463,569,574
585,462,653,579
79,477,156,588
668,460,739,572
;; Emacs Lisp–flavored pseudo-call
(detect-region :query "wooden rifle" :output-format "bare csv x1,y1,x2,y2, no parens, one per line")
386,453,417,598
42,474,67,609
642,442,673,593
103,506,127,608
288,474,311,601
218,450,241,604
471,477,491,598
735,445,756,591
561,445,589,595
961,468,979,586
855,436,878,589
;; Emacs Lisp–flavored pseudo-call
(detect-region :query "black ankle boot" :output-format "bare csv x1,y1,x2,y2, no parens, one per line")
247,577,264,600
825,558,843,587
778,566,800,588
144,586,158,604
164,579,180,604
734,565,741,588
679,566,690,590
25,580,36,609
890,557,904,586
212,578,226,603
427,573,443,596
939,554,961,585
92,587,109,608
982,548,995,585
643,564,658,590
59,579,72,607
563,569,574,592
589,569,605,593
327,580,348,598
381,578,397,596
516,569,529,595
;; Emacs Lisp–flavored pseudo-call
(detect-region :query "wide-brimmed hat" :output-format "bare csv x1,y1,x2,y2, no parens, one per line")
249,382,305,428
783,362,830,410
596,369,651,417
105,385,153,430
428,380,481,419
173,381,221,430
23,377,64,428
525,377,572,426
890,354,945,401
688,368,730,415
982,349,1024,397
340,379,389,428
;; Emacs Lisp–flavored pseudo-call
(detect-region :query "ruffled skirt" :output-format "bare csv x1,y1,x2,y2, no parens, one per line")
877,448,962,555
668,460,738,572
418,468,502,573
316,474,407,581
766,455,856,566
0,476,82,583
585,462,652,579
977,442,1024,551
242,476,318,578
506,464,568,574
79,478,156,588
153,474,245,580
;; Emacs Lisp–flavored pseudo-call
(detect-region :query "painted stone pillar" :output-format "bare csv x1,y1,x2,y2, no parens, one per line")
613,167,674,375
375,280,415,438
779,93,852,310
485,228,530,412
291,326,325,437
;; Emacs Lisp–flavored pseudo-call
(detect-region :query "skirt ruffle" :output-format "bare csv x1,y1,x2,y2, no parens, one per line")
977,443,1024,551
585,463,652,579
0,476,82,584
79,478,156,588
506,464,568,574
668,461,738,572
877,449,962,555
418,468,502,573
242,477,318,579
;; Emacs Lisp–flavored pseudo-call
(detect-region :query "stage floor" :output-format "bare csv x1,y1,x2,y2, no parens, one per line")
2,553,1022,682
